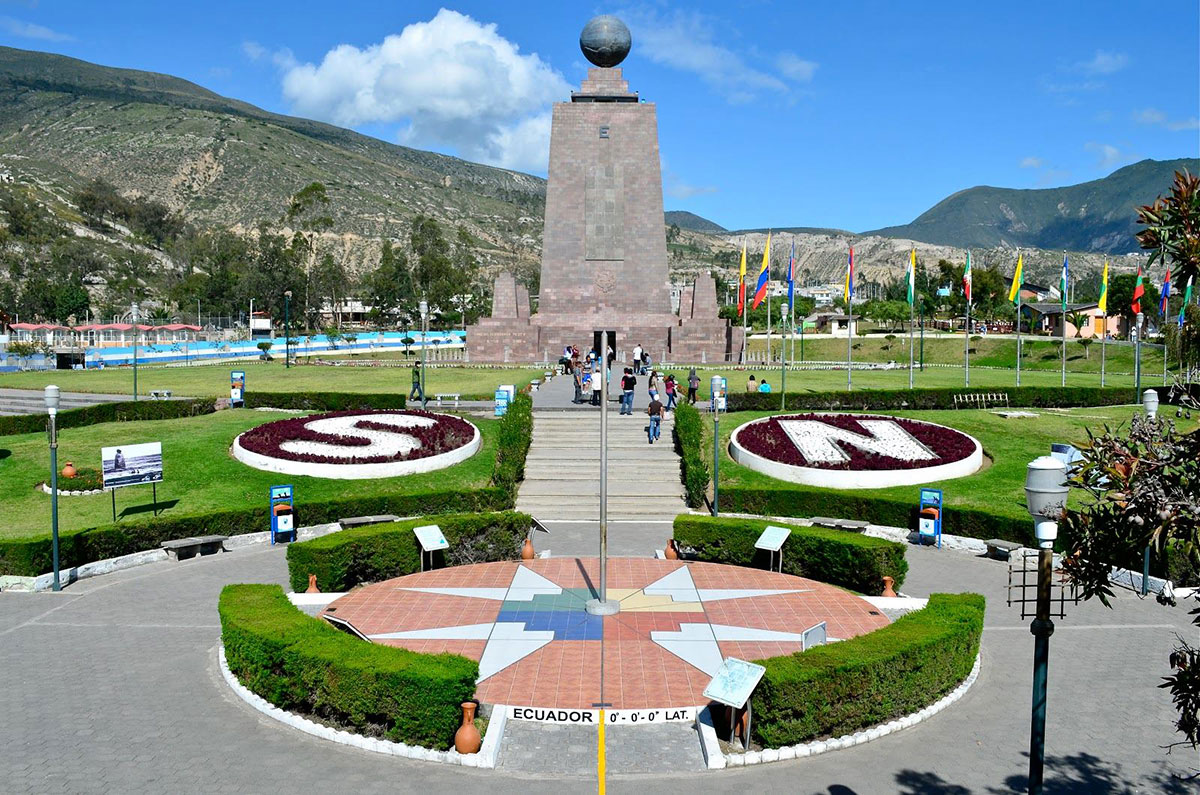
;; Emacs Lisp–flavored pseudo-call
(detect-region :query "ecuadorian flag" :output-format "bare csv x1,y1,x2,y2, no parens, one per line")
752,232,771,310
844,246,855,304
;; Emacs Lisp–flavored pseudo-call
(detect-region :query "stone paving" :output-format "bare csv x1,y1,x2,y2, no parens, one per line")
1,537,1196,791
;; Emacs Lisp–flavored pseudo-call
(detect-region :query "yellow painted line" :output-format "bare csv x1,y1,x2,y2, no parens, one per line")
597,708,606,795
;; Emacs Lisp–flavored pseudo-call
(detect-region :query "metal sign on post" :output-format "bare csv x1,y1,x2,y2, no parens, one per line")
269,484,295,545
710,375,726,516
755,525,791,572
918,488,943,548
703,657,766,750
414,524,449,571
801,621,828,650
494,387,510,417
230,370,246,407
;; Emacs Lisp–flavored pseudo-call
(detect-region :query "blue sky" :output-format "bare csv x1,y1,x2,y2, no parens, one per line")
1,0,1197,232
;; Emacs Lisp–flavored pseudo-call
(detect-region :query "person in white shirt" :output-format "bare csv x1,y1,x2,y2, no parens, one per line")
632,343,643,374
591,365,603,406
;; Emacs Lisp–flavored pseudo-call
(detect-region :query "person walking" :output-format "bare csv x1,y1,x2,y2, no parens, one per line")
620,367,636,415
410,360,424,403
647,370,660,403
687,368,700,405
646,394,664,444
632,343,643,374
664,374,678,412
591,365,603,406
572,366,584,403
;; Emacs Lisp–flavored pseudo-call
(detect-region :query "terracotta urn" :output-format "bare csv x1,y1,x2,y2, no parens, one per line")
454,702,482,754
306,574,320,594
881,576,897,598
61,461,77,479
664,538,679,560
521,537,536,560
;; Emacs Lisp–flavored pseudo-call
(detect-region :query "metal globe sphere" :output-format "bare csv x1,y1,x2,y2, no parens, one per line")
579,15,631,68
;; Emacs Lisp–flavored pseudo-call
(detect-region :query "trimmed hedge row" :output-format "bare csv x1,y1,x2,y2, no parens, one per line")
287,511,530,592
0,398,215,437
0,394,536,577
727,385,1157,413
244,391,407,411
219,584,476,749
752,593,984,748
673,515,907,595
673,402,708,508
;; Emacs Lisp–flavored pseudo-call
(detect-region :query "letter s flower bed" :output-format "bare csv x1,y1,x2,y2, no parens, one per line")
219,584,476,749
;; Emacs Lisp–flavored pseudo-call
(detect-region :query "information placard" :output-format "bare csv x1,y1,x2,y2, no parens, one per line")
702,657,766,709
101,442,163,489
413,524,449,552
755,525,791,552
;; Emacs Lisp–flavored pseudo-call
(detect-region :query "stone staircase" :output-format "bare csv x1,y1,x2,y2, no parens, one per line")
516,410,687,522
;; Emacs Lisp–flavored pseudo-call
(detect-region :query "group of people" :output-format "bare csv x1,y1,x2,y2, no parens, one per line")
565,356,704,444
745,373,772,393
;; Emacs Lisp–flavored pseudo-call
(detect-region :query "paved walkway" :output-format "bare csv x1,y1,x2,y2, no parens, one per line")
0,387,185,416
1,542,1192,792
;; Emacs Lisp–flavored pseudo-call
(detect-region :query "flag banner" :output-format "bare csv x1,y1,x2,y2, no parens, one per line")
1181,276,1193,328
908,248,916,306
844,247,855,304
1059,254,1069,310
1098,260,1109,314
1132,265,1144,315
752,233,771,310
1008,253,1023,305
787,239,795,311
737,243,747,316
1160,268,1172,316
963,252,973,304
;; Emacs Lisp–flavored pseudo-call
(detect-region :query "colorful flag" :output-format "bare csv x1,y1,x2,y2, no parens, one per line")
844,246,855,305
737,243,747,317
1008,253,1023,305
1180,275,1193,328
1097,260,1109,314
1132,265,1144,315
752,232,771,310
1059,253,1069,311
1160,268,1172,316
907,248,916,306
787,238,795,311
963,251,973,304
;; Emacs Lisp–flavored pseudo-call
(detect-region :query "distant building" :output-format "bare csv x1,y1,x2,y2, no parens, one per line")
1022,302,1124,338
1020,283,1054,302
806,312,857,337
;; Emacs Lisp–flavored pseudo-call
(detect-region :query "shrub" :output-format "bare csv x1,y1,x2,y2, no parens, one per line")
219,584,476,749
0,398,215,437
751,593,984,748
673,515,907,595
673,402,708,508
244,392,407,411
727,385,1158,413
492,393,532,498
286,511,530,592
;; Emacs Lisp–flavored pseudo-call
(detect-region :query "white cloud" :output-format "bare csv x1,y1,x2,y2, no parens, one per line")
0,16,72,41
208,66,232,79
1076,50,1128,75
1134,107,1200,131
242,40,267,61
1085,142,1136,170
1019,157,1045,169
276,9,569,173
624,9,811,104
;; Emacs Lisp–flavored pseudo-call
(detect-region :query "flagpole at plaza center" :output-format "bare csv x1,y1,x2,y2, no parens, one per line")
846,246,854,391
963,251,972,388
1099,260,1109,388
908,248,915,390
1010,251,1024,388
1060,253,1068,388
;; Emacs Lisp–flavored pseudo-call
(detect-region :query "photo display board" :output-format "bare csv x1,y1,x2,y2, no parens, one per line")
101,442,163,489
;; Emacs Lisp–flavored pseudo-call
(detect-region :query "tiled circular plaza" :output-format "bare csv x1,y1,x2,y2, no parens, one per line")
321,558,890,710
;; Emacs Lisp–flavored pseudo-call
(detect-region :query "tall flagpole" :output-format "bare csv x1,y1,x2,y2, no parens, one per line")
1061,253,1067,388
846,247,854,391
908,248,915,390
1100,317,1106,387
964,251,971,388
1016,290,1022,388
766,274,772,365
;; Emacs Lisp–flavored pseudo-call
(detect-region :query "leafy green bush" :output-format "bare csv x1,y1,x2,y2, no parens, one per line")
0,398,215,437
219,584,476,749
286,512,530,592
752,593,984,748
673,402,708,508
492,393,532,498
673,515,907,595
727,385,1154,413
244,391,407,411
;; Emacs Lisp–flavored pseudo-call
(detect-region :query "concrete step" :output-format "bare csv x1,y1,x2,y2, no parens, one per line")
522,468,681,479
516,497,687,512
519,481,685,497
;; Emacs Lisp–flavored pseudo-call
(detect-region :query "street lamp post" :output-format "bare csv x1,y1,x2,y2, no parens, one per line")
284,290,292,369
45,385,62,592
779,301,788,411
1023,456,1069,795
1141,388,1160,595
419,299,429,409
131,302,139,401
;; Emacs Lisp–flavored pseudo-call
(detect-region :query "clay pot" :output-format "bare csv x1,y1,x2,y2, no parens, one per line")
521,537,536,560
306,574,320,594
664,538,679,560
61,462,77,479
881,576,897,598
454,702,482,754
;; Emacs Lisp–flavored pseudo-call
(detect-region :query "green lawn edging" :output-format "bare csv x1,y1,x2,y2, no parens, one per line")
287,511,531,592
672,515,907,595
0,398,215,437
244,391,407,411
219,584,476,749
673,402,708,508
727,385,1155,413
751,593,984,748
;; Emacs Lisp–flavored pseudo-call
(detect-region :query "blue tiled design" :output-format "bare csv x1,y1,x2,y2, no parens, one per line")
496,609,603,640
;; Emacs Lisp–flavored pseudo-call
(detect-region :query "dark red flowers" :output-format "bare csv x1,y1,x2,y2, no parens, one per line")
237,410,476,465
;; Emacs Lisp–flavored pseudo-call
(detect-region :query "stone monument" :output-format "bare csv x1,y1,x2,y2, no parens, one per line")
469,16,739,363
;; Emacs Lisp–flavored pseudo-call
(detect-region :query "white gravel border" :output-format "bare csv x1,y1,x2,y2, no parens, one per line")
231,413,481,480
39,482,104,497
218,645,504,768
702,651,982,769
728,414,983,490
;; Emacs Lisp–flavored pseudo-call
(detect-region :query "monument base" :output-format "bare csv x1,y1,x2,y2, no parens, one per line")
585,598,621,616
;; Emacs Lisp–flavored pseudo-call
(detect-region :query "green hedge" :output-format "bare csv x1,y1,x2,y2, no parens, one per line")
727,385,1155,413
219,584,476,749
492,393,532,497
244,391,407,410
287,511,530,592
673,515,907,595
752,593,984,748
673,402,708,508
0,398,215,437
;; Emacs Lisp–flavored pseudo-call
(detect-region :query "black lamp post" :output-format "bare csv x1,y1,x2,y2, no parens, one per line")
45,385,61,592
1023,455,1069,794
284,290,292,369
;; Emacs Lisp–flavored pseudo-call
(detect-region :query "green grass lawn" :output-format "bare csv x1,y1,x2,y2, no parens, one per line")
0,362,544,399
0,408,499,541
706,405,1198,524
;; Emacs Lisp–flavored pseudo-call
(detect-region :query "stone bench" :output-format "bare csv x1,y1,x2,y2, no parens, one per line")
809,517,868,531
339,515,400,527
434,393,460,407
149,389,173,400
161,535,228,561
984,538,1022,560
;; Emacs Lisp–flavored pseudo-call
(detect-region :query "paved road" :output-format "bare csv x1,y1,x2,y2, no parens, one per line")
1,540,1193,793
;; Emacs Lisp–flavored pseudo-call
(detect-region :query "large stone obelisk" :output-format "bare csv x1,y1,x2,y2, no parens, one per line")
467,16,738,363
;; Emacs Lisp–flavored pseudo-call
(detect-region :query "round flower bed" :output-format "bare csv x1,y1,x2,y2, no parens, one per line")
232,409,481,480
729,413,983,489
38,466,105,496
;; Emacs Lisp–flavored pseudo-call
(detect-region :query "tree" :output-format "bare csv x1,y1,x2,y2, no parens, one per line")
409,214,454,314
6,340,38,369
1108,272,1161,333
313,252,349,329
1066,312,1090,339
366,240,412,328
73,177,121,229
1137,169,1200,292
283,182,333,327
256,341,273,359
